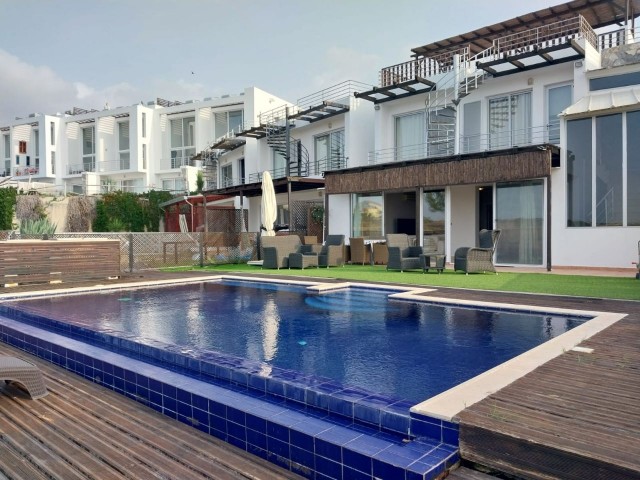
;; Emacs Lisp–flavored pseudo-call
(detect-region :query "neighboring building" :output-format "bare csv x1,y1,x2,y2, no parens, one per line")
0,87,288,197
323,0,640,269
202,80,375,235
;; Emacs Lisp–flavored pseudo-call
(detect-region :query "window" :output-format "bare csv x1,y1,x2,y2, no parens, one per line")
628,111,640,225
3,135,9,175
315,129,345,173
162,177,184,193
214,109,244,138
50,122,55,145
595,114,622,226
221,163,233,187
18,141,27,154
51,151,56,175
118,121,130,169
142,144,147,170
82,126,96,172
142,112,147,138
352,193,383,239
590,72,640,91
547,85,572,144
170,116,195,168
395,111,425,161
489,91,531,149
423,190,445,236
34,130,39,170
273,149,286,177
567,118,592,227
462,101,481,153
496,180,544,265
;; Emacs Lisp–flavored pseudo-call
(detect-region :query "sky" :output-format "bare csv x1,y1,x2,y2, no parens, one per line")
0,0,564,125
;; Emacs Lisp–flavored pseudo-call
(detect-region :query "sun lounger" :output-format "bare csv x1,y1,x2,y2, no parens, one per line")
0,356,48,399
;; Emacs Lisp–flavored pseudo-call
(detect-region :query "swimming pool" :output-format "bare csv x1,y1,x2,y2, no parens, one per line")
0,276,622,480
0,278,587,403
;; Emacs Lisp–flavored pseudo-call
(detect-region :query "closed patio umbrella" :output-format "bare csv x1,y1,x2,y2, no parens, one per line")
261,171,277,237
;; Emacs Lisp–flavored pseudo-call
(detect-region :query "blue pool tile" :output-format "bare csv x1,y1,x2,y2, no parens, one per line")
163,396,177,413
342,465,371,480
227,406,246,426
411,418,442,441
246,413,267,434
227,435,246,451
442,425,459,445
290,445,315,470
380,409,410,435
372,457,405,480
227,422,247,442
267,437,290,459
248,374,267,392
246,429,268,450
266,378,285,397
209,400,226,417
290,430,314,452
266,420,290,443
314,437,342,463
315,455,341,480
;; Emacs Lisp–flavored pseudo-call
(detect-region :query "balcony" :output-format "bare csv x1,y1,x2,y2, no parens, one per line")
14,166,40,177
97,158,132,173
368,125,552,165
161,156,199,170
67,159,95,175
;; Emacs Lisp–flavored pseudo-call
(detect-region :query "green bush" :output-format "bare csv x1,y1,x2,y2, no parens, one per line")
0,187,17,230
20,218,57,235
93,190,174,232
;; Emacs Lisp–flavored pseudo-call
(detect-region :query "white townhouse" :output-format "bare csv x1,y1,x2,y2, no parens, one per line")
201,81,375,236
323,0,640,269
0,87,288,197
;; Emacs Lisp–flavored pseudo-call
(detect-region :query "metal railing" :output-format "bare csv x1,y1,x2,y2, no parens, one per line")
97,159,132,173
14,166,40,176
67,159,95,175
598,27,639,50
161,156,198,170
368,125,552,165
380,48,468,87
296,80,372,110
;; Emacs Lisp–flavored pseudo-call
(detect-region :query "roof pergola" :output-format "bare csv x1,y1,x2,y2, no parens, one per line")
411,0,639,59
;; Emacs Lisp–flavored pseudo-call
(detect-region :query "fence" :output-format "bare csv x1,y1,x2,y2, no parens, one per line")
7,231,260,273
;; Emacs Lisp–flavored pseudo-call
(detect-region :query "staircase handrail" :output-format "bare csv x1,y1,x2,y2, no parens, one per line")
296,80,372,111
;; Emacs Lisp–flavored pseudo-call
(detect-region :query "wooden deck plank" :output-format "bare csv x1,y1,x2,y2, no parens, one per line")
0,341,302,480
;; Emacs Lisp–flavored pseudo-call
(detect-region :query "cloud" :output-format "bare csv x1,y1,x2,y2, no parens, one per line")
0,50,210,125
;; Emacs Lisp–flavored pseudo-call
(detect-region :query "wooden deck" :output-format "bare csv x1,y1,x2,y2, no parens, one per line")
427,288,640,480
0,340,301,480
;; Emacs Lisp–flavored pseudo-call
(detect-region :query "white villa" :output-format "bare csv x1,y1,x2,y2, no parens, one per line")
2,0,639,270
321,0,640,270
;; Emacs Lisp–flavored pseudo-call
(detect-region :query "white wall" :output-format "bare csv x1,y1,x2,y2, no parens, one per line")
328,193,351,238
449,185,477,257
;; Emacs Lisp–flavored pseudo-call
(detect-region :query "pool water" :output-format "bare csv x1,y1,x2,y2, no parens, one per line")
2,279,587,402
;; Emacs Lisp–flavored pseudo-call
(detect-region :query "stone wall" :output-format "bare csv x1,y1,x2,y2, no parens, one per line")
601,43,640,68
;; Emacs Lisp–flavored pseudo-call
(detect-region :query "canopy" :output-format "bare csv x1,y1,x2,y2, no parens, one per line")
561,88,640,116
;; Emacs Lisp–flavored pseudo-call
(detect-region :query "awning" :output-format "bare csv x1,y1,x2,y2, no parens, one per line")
561,87,640,116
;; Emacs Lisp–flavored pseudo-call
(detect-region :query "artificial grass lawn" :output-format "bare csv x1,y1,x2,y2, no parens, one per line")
175,263,640,301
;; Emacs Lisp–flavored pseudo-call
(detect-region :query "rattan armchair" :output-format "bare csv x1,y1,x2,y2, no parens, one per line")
385,233,428,272
454,229,501,274
349,237,370,265
318,235,345,267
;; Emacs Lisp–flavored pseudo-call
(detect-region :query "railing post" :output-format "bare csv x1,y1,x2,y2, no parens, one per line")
128,233,134,273
199,232,204,267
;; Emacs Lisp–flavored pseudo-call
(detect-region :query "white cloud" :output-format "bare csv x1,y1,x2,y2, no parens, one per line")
0,50,209,124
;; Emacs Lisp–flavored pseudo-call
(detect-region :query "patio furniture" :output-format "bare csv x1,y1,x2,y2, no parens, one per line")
318,235,345,267
419,254,446,273
349,237,370,265
386,233,430,272
288,251,319,269
302,235,322,254
0,356,47,399
372,242,388,265
454,229,501,274
261,235,302,269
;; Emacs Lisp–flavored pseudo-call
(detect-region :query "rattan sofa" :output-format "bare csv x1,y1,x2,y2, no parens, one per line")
454,229,501,274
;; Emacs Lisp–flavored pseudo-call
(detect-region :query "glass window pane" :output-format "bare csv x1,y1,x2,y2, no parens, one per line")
228,110,243,133
628,111,640,225
395,112,425,161
496,180,544,265
595,114,622,226
170,119,182,148
352,193,383,238
423,190,445,253
119,122,129,151
184,117,195,147
489,96,510,148
567,118,592,227
548,85,572,144
82,127,94,155
315,134,328,172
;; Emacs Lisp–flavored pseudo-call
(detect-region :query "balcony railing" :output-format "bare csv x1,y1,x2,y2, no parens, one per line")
97,159,132,173
380,48,468,87
368,125,553,165
67,159,95,175
161,156,198,170
296,80,373,110
14,166,40,176
598,27,639,51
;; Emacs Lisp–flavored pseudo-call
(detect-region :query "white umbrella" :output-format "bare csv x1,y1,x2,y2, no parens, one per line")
260,171,277,237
